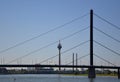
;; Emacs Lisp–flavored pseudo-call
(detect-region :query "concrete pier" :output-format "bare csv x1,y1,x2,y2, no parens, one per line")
88,67,96,78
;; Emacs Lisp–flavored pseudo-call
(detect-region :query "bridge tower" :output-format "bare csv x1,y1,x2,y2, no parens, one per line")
88,9,96,78
57,40,62,71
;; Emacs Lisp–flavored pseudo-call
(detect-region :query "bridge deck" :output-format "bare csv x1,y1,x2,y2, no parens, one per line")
0,64,120,69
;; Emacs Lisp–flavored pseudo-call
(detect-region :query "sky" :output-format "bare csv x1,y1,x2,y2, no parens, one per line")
0,0,120,66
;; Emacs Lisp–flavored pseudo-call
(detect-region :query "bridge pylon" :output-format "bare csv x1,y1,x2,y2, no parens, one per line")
88,67,96,78
88,9,96,78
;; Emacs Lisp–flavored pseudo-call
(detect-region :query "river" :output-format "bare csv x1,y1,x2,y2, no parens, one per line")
0,74,119,82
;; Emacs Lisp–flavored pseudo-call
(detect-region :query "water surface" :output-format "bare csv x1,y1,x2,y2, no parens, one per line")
0,74,119,82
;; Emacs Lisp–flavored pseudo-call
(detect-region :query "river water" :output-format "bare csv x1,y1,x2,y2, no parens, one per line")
0,74,119,82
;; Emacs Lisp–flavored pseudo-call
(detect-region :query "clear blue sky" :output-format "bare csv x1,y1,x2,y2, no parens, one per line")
0,0,120,66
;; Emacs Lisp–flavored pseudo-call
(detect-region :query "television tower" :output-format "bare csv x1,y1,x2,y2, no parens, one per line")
57,40,62,71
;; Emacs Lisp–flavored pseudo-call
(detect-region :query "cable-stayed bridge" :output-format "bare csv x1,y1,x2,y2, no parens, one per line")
0,10,120,79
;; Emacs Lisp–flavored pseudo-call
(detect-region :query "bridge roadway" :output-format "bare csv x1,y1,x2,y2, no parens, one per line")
0,64,120,79
0,64,120,69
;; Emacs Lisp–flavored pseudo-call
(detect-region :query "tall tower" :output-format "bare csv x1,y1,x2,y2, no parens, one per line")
57,40,62,71
90,9,93,66
88,9,96,78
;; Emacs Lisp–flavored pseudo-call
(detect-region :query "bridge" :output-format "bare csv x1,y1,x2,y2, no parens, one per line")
0,10,120,79
0,64,120,78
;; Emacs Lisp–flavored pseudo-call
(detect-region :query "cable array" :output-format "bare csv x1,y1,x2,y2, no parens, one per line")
7,27,89,64
94,54,116,66
0,13,89,54
94,27,120,43
93,13,120,66
1,11,120,66
94,40,120,57
94,13,120,30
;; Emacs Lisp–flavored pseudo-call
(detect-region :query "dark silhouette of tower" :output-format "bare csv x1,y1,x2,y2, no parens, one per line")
88,9,96,78
57,40,62,71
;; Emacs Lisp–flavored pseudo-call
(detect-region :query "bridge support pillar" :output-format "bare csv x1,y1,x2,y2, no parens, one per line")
88,67,96,78
118,69,120,79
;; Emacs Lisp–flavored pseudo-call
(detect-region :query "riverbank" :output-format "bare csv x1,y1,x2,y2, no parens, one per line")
63,74,117,77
